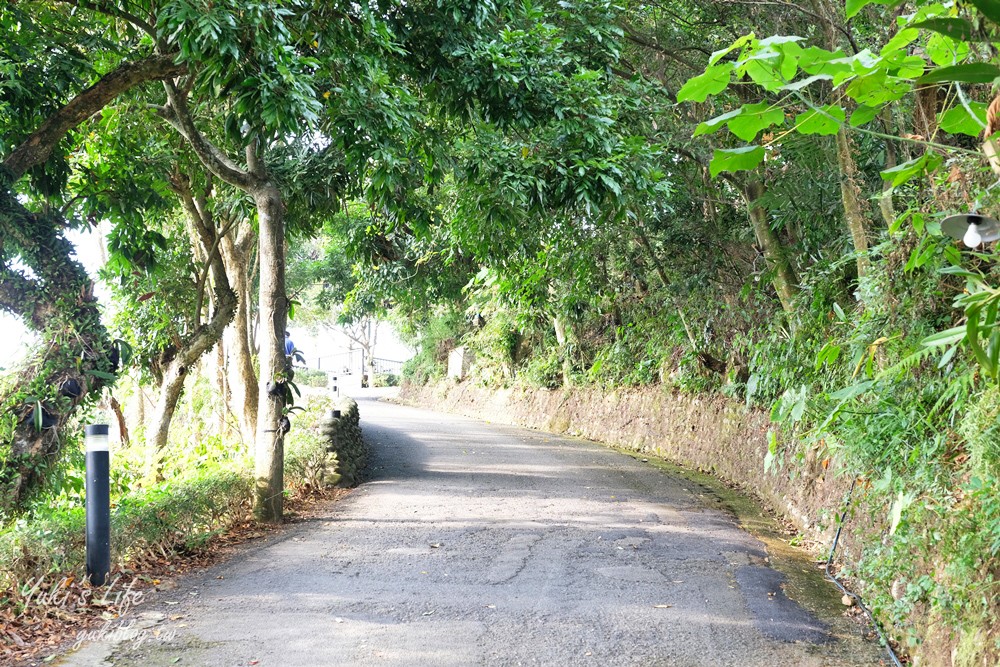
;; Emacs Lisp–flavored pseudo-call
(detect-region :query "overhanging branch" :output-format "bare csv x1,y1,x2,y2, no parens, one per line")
2,55,186,180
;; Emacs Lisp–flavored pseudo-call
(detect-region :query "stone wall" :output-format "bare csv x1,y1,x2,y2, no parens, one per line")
319,396,367,487
399,380,865,545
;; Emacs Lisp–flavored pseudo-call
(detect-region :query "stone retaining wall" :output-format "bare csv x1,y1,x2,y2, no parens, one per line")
319,396,367,487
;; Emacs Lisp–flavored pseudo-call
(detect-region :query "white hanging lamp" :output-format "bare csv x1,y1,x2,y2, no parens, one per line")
941,213,1000,248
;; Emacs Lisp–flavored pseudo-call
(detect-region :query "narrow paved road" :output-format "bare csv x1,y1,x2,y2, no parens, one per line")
66,393,882,666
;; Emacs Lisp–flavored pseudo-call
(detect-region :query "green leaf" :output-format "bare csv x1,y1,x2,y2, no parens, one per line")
85,370,117,381
926,31,971,67
798,47,850,77
938,102,987,136
917,62,1000,84
845,0,895,19
33,402,43,432
845,0,873,19
709,145,765,177
780,74,833,91
888,491,914,535
709,34,754,66
744,58,784,92
677,63,734,103
921,325,967,347
794,105,845,135
727,103,784,141
910,17,978,42
828,380,875,401
969,0,1000,26
880,153,942,187
850,104,880,127
693,108,743,137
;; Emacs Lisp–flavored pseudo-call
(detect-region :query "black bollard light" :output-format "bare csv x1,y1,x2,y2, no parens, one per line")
85,424,111,586
333,409,342,419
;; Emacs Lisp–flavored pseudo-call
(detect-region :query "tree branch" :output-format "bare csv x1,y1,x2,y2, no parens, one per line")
157,82,256,190
56,0,158,40
2,55,185,180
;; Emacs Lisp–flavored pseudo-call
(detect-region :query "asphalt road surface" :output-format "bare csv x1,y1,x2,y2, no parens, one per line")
61,392,883,666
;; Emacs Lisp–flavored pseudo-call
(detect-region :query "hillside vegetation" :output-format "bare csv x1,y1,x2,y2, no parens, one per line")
2,0,999,663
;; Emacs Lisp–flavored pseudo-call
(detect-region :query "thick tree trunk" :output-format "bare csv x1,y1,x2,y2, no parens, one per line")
0,189,117,509
159,83,287,521
253,184,288,523
743,181,799,313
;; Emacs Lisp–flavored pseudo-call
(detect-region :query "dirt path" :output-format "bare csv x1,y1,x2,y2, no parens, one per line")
56,393,883,666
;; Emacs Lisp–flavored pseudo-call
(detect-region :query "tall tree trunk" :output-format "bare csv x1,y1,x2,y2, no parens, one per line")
743,181,799,313
145,170,238,460
835,128,871,278
158,81,288,522
553,315,573,387
253,184,288,523
811,0,872,279
221,227,258,445
879,108,898,228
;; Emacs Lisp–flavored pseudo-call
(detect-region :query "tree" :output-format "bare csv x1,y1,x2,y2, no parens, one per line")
0,2,185,508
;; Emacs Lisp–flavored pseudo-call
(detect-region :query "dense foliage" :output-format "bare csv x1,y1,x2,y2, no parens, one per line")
2,0,1000,661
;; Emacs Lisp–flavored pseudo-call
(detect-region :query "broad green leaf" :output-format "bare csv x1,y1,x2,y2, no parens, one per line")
845,0,873,19
846,71,910,106
728,103,784,141
921,325,967,347
926,31,971,67
891,55,929,79
846,0,896,19
677,63,734,102
850,104,880,127
33,402,42,432
757,35,805,48
880,153,943,186
781,74,833,91
709,33,755,66
794,105,845,135
798,47,850,77
709,145,766,177
693,108,743,137
911,17,978,42
880,27,919,56
969,0,1000,26
744,58,785,92
917,62,1000,84
938,102,988,136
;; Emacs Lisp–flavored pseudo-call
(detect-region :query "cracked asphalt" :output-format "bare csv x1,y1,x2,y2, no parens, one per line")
58,391,883,666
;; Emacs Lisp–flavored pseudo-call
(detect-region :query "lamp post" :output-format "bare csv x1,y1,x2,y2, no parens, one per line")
85,424,111,586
